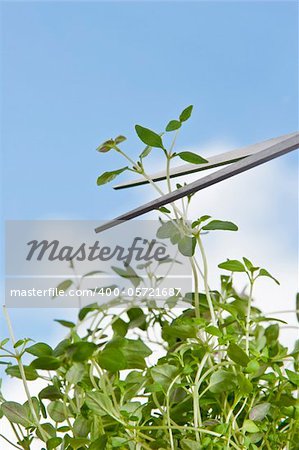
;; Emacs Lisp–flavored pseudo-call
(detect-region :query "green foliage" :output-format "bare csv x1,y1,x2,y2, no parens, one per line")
1,105,298,450
177,151,208,164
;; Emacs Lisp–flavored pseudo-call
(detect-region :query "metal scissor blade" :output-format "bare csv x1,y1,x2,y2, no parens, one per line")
95,132,299,233
114,132,298,190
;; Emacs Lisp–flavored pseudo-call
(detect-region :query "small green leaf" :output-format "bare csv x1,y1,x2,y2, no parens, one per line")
67,342,97,362
112,265,141,288
97,167,128,186
31,356,61,370
151,364,178,389
192,215,211,228
243,257,254,271
26,342,53,357
66,363,85,384
2,401,32,427
206,326,222,337
6,364,38,381
85,392,115,417
139,145,152,159
179,105,193,122
54,319,76,328
111,437,128,447
249,403,271,421
114,135,126,144
39,385,62,401
96,139,115,153
165,120,181,132
243,419,260,433
105,338,151,370
181,439,199,450
218,259,246,272
47,437,62,450
177,151,208,164
178,236,196,257
98,348,126,372
227,343,249,367
286,369,299,386
209,369,236,393
258,268,280,285
48,401,69,423
52,280,73,298
202,220,238,231
158,206,171,214
135,125,164,149
89,436,108,450
73,415,91,438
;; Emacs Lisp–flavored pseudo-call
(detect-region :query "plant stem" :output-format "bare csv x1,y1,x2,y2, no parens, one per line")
196,234,217,326
2,306,49,442
245,281,254,355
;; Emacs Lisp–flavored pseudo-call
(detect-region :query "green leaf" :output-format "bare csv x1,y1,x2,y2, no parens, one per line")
286,369,299,386
47,437,62,450
54,319,76,328
112,317,128,336
246,360,260,374
66,363,85,384
36,423,56,441
97,167,128,186
165,120,181,132
243,257,254,271
209,370,236,393
96,139,115,153
112,265,141,288
157,221,181,240
178,236,196,257
26,342,53,357
111,437,129,447
85,392,115,418
73,415,91,438
177,151,208,165
227,343,249,367
52,280,73,298
258,268,280,285
205,326,222,337
39,385,62,401
237,373,253,395
218,259,246,272
151,364,178,389
192,215,211,228
98,348,127,372
6,364,38,381
139,145,152,159
135,125,164,149
181,439,199,450
114,135,126,144
106,338,151,370
202,220,238,231
67,342,97,362
243,419,260,433
159,206,171,214
78,303,99,321
31,356,61,370
89,436,108,450
265,323,279,345
249,403,271,421
179,105,193,122
2,401,32,427
47,401,69,423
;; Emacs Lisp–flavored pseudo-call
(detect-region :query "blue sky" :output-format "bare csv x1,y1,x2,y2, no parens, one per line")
0,2,298,344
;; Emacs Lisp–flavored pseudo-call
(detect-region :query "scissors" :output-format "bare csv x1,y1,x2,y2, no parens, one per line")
95,132,299,233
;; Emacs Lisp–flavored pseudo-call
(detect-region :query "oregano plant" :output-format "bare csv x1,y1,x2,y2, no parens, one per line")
1,106,298,450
